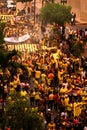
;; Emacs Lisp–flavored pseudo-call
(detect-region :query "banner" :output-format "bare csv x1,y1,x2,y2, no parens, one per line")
4,33,30,43
0,14,13,21
73,102,82,117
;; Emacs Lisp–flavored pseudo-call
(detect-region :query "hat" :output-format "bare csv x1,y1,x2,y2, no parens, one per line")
61,112,65,116
47,109,51,112
65,94,68,98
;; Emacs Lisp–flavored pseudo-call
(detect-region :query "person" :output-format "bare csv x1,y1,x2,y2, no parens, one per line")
71,12,76,25
53,91,59,111
47,120,56,130
84,124,87,130
73,116,79,130
41,24,46,34
84,28,87,45
45,109,52,125
5,127,10,130
29,89,35,106
34,90,40,106
48,91,54,111
54,114,61,130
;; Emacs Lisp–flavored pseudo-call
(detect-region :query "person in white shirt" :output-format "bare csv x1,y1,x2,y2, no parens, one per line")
84,125,87,130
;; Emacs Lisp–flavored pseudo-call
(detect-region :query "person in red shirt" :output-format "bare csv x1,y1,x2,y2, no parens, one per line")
48,92,54,111
5,127,10,130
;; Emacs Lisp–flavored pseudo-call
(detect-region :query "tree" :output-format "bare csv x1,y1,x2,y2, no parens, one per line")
0,22,26,80
69,38,85,57
0,21,20,129
4,92,43,130
0,21,6,49
0,22,26,128
40,3,72,26
0,49,23,128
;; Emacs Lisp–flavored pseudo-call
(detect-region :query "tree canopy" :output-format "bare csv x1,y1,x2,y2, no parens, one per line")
0,21,6,46
4,92,43,130
40,3,72,25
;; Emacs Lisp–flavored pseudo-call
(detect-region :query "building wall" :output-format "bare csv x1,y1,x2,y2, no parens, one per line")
16,2,32,14
80,0,87,23
56,0,87,23
67,0,81,22
16,2,26,11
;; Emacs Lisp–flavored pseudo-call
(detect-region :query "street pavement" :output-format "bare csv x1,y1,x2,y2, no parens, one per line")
71,22,87,30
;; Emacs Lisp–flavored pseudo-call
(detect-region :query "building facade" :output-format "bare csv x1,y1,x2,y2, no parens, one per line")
57,0,87,23
67,0,87,23
16,0,87,23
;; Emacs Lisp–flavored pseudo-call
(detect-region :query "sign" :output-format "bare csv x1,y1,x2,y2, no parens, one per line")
73,102,82,117
0,14,13,21
4,33,30,44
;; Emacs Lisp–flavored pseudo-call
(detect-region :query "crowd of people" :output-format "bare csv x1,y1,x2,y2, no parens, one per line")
0,8,87,129
0,1,16,15
0,1,87,130
3,22,87,130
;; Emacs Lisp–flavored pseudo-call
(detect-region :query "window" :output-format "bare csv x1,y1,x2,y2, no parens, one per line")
61,0,67,4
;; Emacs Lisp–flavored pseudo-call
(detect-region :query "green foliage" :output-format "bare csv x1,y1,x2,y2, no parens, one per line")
5,93,29,130
0,21,6,46
0,49,24,80
40,3,72,25
0,49,19,69
23,110,43,130
5,93,43,130
0,110,6,129
70,38,85,57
